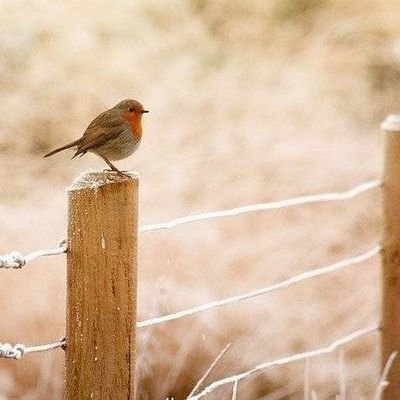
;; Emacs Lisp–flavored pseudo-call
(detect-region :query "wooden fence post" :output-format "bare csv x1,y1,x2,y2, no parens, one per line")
382,115,400,400
65,172,138,400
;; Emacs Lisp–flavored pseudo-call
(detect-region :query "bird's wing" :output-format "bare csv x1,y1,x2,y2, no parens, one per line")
73,111,126,157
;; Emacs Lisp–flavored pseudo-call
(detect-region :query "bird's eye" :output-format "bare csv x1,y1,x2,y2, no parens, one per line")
128,107,135,112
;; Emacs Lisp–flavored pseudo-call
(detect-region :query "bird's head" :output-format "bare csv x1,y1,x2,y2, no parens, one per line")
115,99,149,115
115,99,149,133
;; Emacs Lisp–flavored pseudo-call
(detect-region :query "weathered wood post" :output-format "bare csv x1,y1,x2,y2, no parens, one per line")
382,115,400,400
66,172,138,399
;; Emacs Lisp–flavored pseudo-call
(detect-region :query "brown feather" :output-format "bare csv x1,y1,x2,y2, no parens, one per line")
43,138,81,158
72,109,127,158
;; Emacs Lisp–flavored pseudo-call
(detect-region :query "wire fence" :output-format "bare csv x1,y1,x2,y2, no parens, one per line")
0,338,66,360
188,324,380,400
137,244,381,328
0,240,67,269
0,179,380,272
0,178,382,397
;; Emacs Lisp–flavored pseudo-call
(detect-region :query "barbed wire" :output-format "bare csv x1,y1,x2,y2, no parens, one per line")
139,179,381,233
0,245,380,362
0,179,380,269
0,245,379,361
187,324,379,400
0,337,66,360
0,179,381,368
137,245,381,328
0,240,67,269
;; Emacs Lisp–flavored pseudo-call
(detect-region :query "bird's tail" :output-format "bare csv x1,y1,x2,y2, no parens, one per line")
43,139,81,158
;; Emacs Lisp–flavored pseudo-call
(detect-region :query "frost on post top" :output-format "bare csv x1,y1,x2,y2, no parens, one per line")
381,114,400,132
67,171,139,192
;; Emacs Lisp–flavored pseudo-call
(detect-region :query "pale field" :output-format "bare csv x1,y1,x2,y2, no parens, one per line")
0,1,399,399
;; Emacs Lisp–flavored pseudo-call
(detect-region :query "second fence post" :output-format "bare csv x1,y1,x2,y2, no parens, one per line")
66,172,138,399
382,115,400,400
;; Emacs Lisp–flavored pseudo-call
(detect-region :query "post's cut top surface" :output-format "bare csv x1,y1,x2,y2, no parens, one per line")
381,114,400,132
67,171,139,192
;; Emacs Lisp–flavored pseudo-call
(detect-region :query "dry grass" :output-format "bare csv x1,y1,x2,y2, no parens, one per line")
0,0,399,398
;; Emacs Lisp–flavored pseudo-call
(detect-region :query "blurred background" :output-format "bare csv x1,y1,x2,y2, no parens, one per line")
0,0,398,398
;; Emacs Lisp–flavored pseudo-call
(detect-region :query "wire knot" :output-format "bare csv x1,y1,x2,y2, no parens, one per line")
0,343,25,359
0,251,26,269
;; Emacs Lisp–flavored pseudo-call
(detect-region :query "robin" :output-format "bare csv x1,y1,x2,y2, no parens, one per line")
44,99,149,174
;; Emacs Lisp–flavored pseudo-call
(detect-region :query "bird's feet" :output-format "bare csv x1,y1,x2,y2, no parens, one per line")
103,168,131,178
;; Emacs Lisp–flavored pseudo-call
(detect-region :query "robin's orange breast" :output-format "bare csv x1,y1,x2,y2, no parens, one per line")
122,112,143,140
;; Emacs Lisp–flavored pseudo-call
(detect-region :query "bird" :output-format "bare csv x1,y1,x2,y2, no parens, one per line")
44,99,149,174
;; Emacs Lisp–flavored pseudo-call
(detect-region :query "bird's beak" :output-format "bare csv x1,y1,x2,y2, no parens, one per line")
142,110,149,113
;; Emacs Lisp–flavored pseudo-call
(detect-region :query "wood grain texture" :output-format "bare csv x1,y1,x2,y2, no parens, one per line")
382,119,400,400
66,172,138,400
